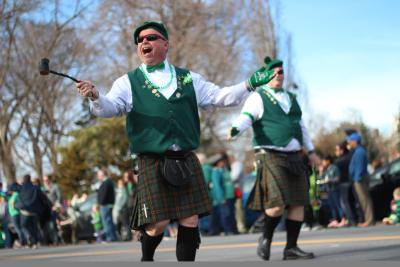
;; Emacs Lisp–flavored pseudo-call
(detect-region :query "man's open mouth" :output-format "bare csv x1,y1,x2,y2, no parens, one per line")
142,46,152,55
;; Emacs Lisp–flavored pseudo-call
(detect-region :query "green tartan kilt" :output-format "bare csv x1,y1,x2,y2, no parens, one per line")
246,150,310,211
130,151,212,230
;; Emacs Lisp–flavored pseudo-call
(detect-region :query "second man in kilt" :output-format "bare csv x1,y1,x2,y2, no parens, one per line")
228,57,319,260
76,21,278,261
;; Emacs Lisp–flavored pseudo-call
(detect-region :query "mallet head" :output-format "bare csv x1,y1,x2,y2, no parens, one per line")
39,58,50,75
39,57,80,83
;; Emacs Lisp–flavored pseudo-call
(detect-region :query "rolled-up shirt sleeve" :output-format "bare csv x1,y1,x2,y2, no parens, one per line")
90,74,132,117
191,71,249,108
231,92,263,136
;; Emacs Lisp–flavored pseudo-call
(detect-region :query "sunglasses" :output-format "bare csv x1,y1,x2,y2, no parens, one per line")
137,34,166,44
278,69,284,74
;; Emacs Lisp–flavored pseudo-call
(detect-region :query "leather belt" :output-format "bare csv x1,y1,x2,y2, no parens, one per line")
139,150,190,159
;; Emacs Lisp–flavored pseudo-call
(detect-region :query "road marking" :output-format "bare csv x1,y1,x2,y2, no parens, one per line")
2,235,400,261
195,235,400,250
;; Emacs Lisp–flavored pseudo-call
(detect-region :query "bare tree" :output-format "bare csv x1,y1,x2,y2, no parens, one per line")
0,0,40,183
0,0,95,183
17,4,95,179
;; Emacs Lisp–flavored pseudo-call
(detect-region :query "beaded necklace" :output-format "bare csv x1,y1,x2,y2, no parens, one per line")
139,63,174,90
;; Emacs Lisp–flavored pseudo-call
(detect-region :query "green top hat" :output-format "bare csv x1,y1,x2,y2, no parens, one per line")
133,21,169,45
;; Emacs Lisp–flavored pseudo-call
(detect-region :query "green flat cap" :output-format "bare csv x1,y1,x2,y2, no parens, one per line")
264,56,283,70
133,21,169,45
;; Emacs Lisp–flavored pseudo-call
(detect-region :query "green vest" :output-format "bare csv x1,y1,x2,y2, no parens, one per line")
252,88,303,147
126,66,200,153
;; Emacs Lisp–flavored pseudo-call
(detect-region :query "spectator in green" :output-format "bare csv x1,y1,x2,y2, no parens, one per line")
0,193,11,248
8,183,27,248
382,187,400,225
91,204,104,243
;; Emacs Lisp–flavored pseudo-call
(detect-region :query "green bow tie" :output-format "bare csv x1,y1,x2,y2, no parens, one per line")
272,87,284,93
146,62,165,73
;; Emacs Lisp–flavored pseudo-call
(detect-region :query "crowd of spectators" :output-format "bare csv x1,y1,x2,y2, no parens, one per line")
1,130,399,248
0,170,137,249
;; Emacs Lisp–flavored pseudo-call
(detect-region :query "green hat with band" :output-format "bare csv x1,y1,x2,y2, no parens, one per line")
264,56,283,70
133,21,169,45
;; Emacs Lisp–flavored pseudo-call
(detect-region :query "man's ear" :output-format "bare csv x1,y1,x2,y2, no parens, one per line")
164,41,169,52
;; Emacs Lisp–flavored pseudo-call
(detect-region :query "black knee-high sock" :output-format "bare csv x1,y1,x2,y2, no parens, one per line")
285,219,302,249
263,214,282,240
141,231,164,261
176,225,200,261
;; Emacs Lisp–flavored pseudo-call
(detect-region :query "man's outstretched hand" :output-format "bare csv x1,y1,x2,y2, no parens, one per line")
76,80,99,100
227,127,240,140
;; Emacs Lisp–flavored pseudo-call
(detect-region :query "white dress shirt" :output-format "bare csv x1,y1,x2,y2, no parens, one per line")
232,85,314,152
90,59,249,117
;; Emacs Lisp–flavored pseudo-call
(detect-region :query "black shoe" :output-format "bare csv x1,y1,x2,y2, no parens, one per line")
256,236,271,260
283,246,314,260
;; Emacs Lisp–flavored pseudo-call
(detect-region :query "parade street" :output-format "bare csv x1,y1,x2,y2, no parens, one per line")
1,224,399,264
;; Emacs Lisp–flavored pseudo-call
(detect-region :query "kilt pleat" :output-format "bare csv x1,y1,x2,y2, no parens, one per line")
130,152,212,230
247,150,310,211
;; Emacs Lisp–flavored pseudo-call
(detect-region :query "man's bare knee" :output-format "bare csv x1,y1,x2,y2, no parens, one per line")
178,215,198,227
265,206,284,217
145,220,170,236
287,205,304,221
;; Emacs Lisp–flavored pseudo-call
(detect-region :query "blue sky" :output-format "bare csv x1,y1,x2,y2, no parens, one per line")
280,0,400,135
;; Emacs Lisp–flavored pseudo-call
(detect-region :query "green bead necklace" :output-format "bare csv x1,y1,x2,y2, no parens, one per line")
139,63,174,90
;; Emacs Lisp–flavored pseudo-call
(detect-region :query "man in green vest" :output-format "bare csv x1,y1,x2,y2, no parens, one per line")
228,57,319,261
76,21,278,262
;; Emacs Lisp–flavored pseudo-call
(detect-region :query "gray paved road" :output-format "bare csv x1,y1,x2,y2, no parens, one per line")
1,224,400,262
